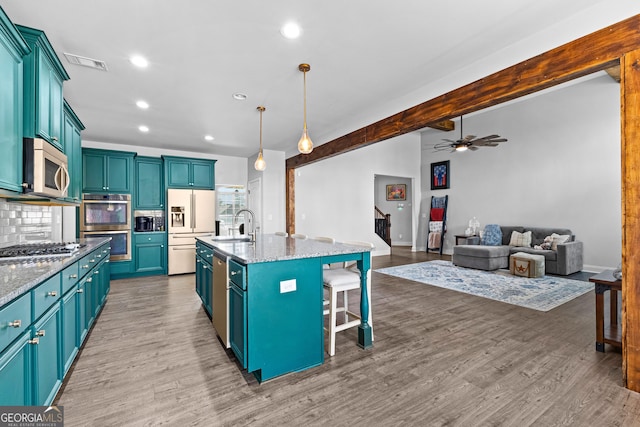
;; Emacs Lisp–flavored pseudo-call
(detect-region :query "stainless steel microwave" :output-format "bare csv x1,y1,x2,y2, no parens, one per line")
22,138,70,198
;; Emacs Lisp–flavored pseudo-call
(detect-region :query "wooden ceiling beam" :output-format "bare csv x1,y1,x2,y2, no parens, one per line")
286,14,640,170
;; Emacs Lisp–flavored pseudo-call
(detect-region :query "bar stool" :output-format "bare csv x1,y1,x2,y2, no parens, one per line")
322,241,374,356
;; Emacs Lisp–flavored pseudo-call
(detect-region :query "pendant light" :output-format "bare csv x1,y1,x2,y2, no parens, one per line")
297,63,313,154
254,106,267,171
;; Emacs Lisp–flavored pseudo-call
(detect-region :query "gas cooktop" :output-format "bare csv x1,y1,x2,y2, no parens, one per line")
0,242,86,261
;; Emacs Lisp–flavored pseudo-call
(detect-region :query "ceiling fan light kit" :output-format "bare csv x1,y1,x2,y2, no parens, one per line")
434,115,507,153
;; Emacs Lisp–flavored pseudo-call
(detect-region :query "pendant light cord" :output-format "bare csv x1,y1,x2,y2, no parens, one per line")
303,70,308,132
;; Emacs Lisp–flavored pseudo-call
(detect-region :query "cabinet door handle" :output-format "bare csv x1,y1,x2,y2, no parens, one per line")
90,259,96,263
87,278,92,283
69,274,78,279
36,330,46,337
231,271,238,276
8,320,21,328
47,291,57,297
94,271,100,275
97,254,102,258
28,338,39,345
82,264,89,269
77,289,84,294
52,136,58,141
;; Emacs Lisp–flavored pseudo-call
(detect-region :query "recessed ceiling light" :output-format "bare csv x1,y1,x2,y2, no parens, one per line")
130,55,148,68
280,22,301,39
204,135,214,142
232,93,247,101
136,100,149,109
138,125,149,133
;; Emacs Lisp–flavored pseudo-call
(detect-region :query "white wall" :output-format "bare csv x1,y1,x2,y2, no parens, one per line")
247,149,286,234
295,133,421,255
419,73,621,270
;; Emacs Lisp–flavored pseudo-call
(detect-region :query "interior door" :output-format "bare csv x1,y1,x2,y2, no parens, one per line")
248,178,262,233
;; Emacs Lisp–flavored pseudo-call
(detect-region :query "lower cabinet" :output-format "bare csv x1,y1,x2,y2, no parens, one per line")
133,233,166,275
33,303,62,406
0,242,111,406
229,282,247,369
195,243,213,316
0,332,31,405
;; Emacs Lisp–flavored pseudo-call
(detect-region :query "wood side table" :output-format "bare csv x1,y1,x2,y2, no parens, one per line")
589,269,622,352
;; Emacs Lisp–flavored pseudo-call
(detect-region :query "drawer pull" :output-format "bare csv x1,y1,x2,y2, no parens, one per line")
28,338,39,345
47,291,57,297
9,320,21,328
69,274,78,279
94,270,100,275
82,264,89,269
97,254,102,258
87,278,93,283
36,330,46,337
102,250,108,254
231,271,239,276
90,259,96,263
77,289,84,293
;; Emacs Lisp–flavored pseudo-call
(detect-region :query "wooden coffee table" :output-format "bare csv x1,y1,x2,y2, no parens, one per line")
589,270,622,352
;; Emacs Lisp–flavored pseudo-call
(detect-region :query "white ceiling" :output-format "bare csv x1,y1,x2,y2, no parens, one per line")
2,1,637,159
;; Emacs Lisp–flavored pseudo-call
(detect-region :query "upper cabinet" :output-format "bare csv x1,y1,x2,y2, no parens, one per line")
63,100,85,202
82,148,135,194
134,156,164,209
0,8,30,194
16,25,69,151
163,156,216,189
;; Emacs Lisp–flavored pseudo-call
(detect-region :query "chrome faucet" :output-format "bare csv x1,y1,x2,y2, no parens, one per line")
234,208,258,241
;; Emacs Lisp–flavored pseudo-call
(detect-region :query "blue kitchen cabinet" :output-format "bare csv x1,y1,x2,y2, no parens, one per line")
195,242,213,316
229,279,247,369
0,331,31,405
63,100,85,203
134,156,164,209
82,148,135,194
61,286,78,376
133,232,166,275
16,25,69,150
163,156,216,189
77,273,89,345
32,303,62,406
0,8,30,194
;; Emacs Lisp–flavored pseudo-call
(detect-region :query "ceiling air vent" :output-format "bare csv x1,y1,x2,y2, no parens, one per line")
64,53,108,71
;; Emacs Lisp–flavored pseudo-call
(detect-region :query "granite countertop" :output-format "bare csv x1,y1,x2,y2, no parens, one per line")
196,234,372,264
0,237,111,307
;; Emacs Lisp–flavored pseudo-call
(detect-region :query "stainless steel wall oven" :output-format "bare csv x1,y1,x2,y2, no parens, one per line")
80,194,131,261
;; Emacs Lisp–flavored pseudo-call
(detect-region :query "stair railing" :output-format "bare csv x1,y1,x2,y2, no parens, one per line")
374,206,392,247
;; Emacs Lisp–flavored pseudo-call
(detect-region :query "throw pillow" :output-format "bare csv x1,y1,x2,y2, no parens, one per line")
430,208,444,221
509,230,532,247
482,224,502,246
551,233,571,250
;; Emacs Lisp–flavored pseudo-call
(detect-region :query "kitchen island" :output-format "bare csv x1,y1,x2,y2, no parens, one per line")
196,234,373,382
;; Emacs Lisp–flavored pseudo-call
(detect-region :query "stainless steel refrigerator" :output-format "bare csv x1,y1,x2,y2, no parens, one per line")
167,189,216,275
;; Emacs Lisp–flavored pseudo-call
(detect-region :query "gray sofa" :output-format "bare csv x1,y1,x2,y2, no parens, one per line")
452,226,583,275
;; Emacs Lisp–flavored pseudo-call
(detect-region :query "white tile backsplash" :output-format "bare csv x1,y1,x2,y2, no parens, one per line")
0,200,53,247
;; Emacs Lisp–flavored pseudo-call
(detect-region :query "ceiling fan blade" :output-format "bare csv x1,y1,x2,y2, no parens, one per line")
442,139,457,143
462,135,476,142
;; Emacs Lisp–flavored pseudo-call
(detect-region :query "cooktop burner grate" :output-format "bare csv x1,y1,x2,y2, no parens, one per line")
0,242,86,261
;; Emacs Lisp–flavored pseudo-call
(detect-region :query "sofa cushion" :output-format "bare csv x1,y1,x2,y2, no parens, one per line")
509,230,532,247
526,227,573,247
500,226,524,245
454,244,510,258
482,224,502,246
508,246,557,261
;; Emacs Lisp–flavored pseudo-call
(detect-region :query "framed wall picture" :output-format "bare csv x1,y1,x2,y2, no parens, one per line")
386,184,406,201
431,160,450,190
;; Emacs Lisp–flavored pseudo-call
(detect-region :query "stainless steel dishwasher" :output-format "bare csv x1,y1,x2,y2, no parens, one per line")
212,251,229,348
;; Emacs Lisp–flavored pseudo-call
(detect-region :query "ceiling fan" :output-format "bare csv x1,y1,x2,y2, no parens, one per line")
433,116,507,152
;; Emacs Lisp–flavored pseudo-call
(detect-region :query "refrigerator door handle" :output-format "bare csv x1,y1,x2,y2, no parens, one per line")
192,192,196,229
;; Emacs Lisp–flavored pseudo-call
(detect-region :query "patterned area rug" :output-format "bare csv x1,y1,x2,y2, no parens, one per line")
375,260,593,312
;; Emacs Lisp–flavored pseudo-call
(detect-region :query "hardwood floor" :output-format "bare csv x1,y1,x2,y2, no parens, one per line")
55,247,640,426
